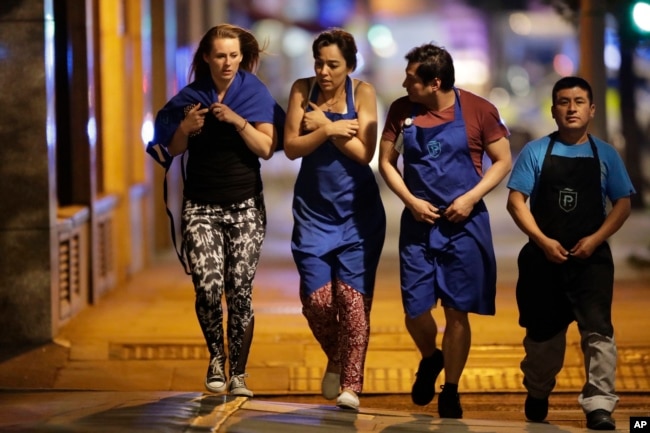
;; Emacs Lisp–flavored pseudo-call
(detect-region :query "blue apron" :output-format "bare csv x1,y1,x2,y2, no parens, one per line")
399,89,496,317
291,77,386,296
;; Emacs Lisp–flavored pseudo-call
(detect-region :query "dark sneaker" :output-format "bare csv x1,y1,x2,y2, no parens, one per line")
229,373,254,397
411,349,444,406
204,357,227,393
586,409,615,430
437,386,463,418
525,394,549,422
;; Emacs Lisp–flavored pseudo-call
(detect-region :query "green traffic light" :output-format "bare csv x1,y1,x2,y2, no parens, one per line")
632,1,650,33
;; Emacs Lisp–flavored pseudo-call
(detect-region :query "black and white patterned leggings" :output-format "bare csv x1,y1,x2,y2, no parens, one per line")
181,194,266,376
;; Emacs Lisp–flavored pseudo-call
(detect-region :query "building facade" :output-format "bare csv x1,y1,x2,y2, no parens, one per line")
0,0,226,344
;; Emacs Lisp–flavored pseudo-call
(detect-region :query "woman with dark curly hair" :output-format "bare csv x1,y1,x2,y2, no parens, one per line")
284,28,386,411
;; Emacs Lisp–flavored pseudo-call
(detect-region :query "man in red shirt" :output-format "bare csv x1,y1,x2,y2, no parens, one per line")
378,43,511,418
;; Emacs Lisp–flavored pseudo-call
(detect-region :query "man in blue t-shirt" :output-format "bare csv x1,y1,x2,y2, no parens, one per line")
506,76,635,431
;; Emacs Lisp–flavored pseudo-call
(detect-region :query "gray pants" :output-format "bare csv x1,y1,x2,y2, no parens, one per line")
521,328,619,413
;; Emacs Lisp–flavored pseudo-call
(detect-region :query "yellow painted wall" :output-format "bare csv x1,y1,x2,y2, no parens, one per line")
97,0,150,282
98,0,127,194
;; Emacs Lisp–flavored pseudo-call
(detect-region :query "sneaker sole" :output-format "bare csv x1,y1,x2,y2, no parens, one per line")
205,380,227,393
336,392,359,411
336,400,359,411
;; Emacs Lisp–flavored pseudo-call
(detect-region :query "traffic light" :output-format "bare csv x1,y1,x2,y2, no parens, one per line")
631,1,650,35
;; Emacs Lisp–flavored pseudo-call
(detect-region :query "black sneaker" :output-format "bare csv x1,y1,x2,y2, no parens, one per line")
524,394,548,422
586,409,615,430
204,357,227,393
411,349,444,406
437,386,463,418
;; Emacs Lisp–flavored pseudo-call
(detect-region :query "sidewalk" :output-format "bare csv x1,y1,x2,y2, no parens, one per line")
1,391,618,433
0,184,648,432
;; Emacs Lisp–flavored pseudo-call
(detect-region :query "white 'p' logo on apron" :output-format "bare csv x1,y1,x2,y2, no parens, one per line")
559,188,578,212
427,140,442,158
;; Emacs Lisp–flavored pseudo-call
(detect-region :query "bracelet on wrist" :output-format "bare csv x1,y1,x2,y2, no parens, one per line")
237,119,248,132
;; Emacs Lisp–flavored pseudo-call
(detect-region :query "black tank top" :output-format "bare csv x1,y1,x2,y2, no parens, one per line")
183,114,261,205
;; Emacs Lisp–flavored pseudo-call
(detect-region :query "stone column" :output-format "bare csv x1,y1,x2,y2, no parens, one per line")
0,0,59,344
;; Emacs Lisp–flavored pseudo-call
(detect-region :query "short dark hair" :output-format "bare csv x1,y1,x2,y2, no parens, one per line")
312,28,358,72
404,43,455,90
552,76,593,104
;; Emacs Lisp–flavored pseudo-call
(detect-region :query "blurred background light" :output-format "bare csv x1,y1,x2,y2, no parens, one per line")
319,0,354,28
367,24,397,58
552,53,574,76
632,1,650,33
489,86,512,110
355,52,366,74
87,116,97,147
282,26,312,58
507,65,530,97
141,114,153,145
251,0,315,22
509,12,532,36
604,43,621,70
454,55,490,86
253,19,285,53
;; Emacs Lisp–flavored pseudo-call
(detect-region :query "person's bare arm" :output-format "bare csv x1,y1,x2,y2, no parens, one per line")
284,79,328,160
209,102,276,159
284,79,372,163
445,136,512,223
167,104,209,156
507,189,569,264
378,138,444,224
330,81,378,165
570,196,632,259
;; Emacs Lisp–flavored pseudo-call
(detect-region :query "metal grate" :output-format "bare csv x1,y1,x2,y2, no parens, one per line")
58,224,83,322
58,235,73,321
97,217,114,283
109,342,210,360
93,209,117,301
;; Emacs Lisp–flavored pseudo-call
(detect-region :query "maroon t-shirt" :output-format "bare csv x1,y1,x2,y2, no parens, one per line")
381,89,509,176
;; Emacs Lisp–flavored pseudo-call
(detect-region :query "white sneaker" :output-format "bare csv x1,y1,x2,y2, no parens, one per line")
321,371,340,400
204,357,227,393
336,389,359,411
229,374,254,397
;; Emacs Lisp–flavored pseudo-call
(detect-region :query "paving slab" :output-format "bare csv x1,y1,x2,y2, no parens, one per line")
0,391,619,432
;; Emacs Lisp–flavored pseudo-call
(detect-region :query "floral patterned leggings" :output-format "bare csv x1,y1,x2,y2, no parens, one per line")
301,280,372,393
181,195,265,377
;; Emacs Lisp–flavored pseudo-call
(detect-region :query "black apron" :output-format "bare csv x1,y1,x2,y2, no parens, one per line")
516,133,614,341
